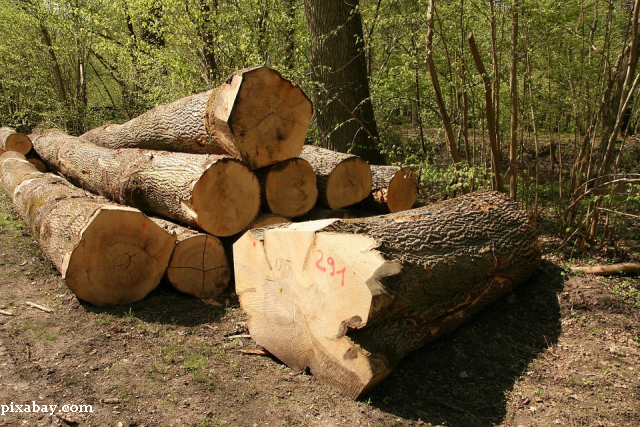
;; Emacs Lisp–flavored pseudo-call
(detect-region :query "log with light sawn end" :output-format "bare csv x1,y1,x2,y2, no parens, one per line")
151,218,230,299
299,145,372,209
234,190,541,399
363,165,418,213
255,158,317,217
33,129,261,237
0,152,176,306
0,127,32,155
80,66,313,170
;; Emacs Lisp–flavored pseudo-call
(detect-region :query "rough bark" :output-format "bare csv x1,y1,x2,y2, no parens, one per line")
0,153,176,306
299,145,372,209
0,127,32,155
33,129,261,237
152,218,230,299
80,66,313,170
362,166,418,213
234,191,540,398
255,158,318,218
304,0,385,164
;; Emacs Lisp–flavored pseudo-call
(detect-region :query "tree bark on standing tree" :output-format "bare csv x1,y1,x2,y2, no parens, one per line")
304,0,385,164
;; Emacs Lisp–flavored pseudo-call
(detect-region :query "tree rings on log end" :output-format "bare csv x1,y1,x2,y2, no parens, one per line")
205,67,313,170
326,158,373,209
62,207,176,306
167,234,230,299
263,158,317,217
191,158,260,237
0,127,32,155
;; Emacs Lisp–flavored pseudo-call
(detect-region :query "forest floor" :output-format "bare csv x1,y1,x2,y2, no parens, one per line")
0,191,639,427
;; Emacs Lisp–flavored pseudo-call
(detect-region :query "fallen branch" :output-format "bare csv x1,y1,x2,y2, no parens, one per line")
25,301,53,313
573,262,640,276
0,309,13,316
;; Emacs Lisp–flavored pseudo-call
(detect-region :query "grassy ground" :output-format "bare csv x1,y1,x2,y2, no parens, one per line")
0,191,639,427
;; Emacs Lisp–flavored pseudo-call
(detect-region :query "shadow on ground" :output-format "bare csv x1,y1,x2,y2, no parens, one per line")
369,260,564,427
82,279,239,327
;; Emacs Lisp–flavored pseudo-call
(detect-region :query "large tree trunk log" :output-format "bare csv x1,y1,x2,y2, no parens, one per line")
234,191,541,398
33,130,260,237
152,219,230,299
299,145,372,209
0,127,32,155
255,158,317,217
363,165,418,213
80,67,313,170
0,153,176,306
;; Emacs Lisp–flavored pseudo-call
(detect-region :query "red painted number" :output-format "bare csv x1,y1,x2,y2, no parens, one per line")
315,250,326,272
315,251,346,286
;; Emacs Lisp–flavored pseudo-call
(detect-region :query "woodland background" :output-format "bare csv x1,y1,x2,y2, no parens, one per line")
1,0,639,248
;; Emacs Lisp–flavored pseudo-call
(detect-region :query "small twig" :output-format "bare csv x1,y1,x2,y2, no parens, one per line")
0,309,13,316
203,324,216,330
226,334,251,340
25,301,53,313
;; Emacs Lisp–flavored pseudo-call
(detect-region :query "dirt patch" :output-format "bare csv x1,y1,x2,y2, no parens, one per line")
1,192,639,426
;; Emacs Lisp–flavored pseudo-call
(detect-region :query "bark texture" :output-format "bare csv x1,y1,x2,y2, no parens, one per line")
152,218,230,299
304,0,384,164
363,165,418,213
0,153,176,306
80,66,313,170
0,127,32,155
34,130,261,237
234,191,541,398
255,158,318,217
299,145,372,209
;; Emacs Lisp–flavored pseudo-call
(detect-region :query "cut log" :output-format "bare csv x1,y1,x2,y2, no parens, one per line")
80,66,313,170
299,145,372,209
0,127,32,155
152,218,230,299
255,158,317,217
234,190,541,398
248,213,292,229
363,165,418,213
573,262,640,276
26,156,47,173
0,151,43,197
33,129,261,237
1,154,176,306
295,207,357,221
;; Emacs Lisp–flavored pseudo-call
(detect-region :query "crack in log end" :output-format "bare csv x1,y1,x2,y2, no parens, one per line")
337,316,363,338
343,347,358,360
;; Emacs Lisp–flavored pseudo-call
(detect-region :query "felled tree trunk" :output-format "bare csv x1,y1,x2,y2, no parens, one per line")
363,165,418,213
80,66,313,170
0,127,32,155
299,145,372,209
152,219,230,299
234,191,541,398
0,153,176,306
255,158,317,217
33,130,260,237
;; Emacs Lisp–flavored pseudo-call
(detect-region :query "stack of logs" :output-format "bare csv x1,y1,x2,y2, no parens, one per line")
0,65,540,399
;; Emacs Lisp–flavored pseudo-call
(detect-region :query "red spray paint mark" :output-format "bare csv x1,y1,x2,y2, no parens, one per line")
208,242,212,247
392,193,396,199
276,180,280,186
342,192,346,197
253,241,256,247
141,223,146,229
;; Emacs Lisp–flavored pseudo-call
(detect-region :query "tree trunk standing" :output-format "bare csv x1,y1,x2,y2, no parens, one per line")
509,0,519,200
198,0,221,84
304,0,385,164
234,191,541,398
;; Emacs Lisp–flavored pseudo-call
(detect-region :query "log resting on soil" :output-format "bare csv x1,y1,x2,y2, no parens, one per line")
299,145,372,209
363,165,418,213
255,158,318,217
0,152,176,306
33,130,260,237
234,191,541,398
0,127,32,155
80,66,313,170
152,218,231,299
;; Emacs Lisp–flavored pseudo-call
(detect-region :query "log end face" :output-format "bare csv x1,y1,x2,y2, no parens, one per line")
167,234,230,299
213,67,312,169
64,208,176,306
4,132,32,155
191,159,261,237
326,158,373,209
385,168,418,213
264,158,318,217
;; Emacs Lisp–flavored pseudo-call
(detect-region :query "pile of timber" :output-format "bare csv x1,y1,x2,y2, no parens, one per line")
0,65,542,399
